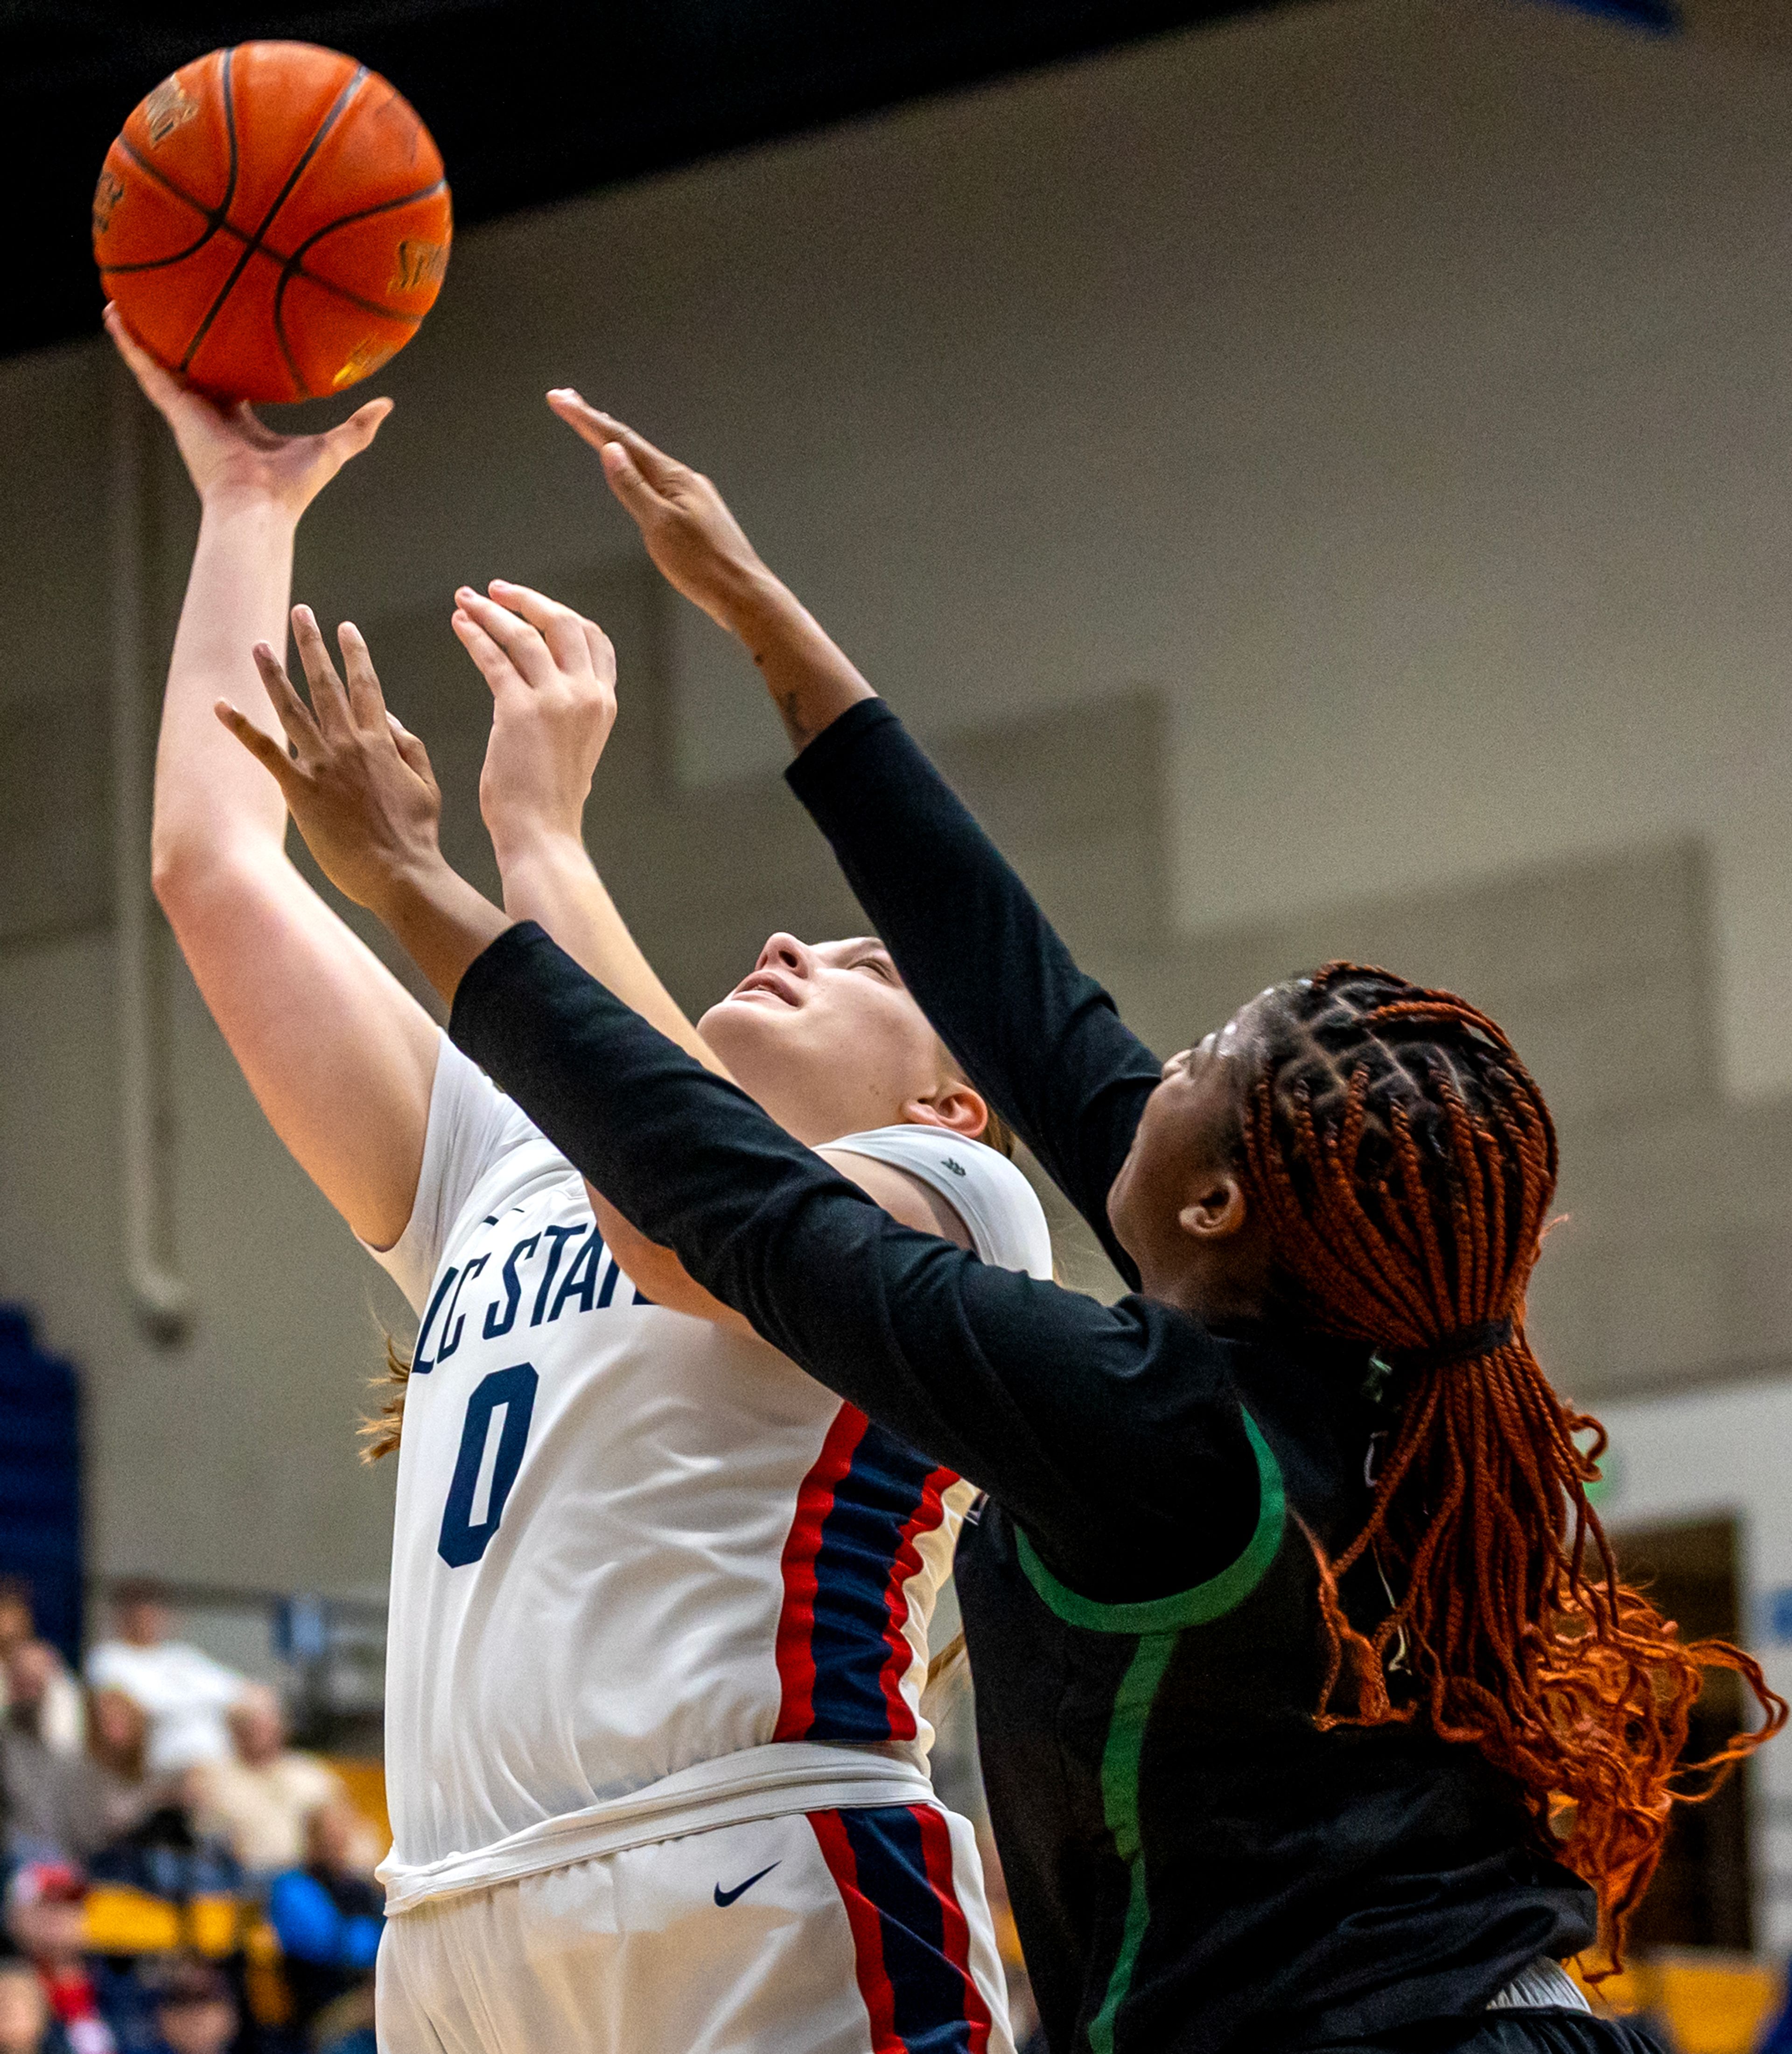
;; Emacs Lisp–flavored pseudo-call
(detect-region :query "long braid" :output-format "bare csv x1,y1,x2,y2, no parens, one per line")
1240,964,1785,1970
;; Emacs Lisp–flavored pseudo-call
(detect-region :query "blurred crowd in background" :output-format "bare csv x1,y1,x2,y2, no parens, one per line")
0,1578,382,2054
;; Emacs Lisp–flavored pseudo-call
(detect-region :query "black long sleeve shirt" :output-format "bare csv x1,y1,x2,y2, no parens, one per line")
449,698,1597,2051
449,919,1258,1604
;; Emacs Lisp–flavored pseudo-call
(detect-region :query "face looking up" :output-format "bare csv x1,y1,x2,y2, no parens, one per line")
700,934,987,1148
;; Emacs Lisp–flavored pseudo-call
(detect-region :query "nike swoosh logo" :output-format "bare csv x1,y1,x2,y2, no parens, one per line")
714,1860,780,1907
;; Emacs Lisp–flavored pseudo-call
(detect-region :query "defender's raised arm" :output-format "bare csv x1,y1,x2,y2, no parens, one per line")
551,395,1161,1278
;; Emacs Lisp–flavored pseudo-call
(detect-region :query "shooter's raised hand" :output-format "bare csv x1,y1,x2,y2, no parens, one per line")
546,391,773,634
452,580,617,862
217,607,443,913
108,303,389,516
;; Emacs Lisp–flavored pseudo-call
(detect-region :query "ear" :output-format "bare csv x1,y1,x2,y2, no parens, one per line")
1176,1172,1249,1243
899,1080,990,1139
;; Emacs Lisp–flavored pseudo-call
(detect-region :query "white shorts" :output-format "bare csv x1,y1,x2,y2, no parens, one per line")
376,1801,1015,2054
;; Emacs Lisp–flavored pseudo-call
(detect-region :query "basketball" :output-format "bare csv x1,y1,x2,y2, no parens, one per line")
93,43,451,405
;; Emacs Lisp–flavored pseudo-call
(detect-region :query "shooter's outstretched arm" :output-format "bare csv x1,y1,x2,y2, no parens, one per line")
118,306,441,1251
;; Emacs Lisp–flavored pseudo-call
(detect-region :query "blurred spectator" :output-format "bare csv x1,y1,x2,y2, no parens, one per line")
82,1788,251,2054
265,1802,380,2043
85,1592,243,1780
5,1865,116,2054
85,1785,246,1948
190,1689,344,1878
0,1586,81,1761
3,1647,89,1857
309,1987,373,2054
0,1657,155,1866
137,1961,235,2054
73,1696,160,1857
0,1951,68,2054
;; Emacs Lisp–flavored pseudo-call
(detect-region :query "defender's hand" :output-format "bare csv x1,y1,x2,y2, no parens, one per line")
108,303,390,516
546,392,775,633
216,607,444,914
454,580,617,861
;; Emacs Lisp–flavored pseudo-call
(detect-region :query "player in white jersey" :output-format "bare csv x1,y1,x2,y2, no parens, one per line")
115,306,1047,2054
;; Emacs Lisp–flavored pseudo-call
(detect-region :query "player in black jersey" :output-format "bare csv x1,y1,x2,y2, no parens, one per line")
230,405,1784,2054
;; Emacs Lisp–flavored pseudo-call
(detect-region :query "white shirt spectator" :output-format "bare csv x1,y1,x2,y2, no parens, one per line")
84,1637,245,1776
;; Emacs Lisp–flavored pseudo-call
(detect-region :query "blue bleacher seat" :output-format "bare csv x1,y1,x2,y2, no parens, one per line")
0,1305,84,1663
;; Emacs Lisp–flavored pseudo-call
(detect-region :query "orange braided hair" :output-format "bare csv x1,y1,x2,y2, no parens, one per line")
1237,964,1784,1970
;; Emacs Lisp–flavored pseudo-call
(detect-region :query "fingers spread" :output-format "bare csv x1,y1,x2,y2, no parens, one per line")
386,712,436,785
486,579,589,672
216,699,301,794
289,606,354,736
335,621,390,732
252,642,320,756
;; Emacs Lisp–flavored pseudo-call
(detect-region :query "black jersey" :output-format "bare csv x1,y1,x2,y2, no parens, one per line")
957,1443,1590,2051
449,697,1610,2051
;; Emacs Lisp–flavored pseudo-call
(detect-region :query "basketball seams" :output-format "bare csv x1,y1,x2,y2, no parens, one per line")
269,287,309,407
271,177,445,398
279,179,447,318
219,47,242,236
99,51,241,280
179,60,369,384
106,138,227,259
103,159,442,321
101,43,451,403
98,224,221,275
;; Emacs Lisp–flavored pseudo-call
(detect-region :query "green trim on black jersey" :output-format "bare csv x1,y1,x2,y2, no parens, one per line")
1015,1410,1286,1634
1087,1627,1176,2054
1015,1413,1286,2054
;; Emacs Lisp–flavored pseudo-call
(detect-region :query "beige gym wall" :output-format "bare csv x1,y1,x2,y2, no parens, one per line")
3,0,1792,1602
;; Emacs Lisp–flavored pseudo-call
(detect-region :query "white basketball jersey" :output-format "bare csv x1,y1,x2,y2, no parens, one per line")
366,1037,1052,1875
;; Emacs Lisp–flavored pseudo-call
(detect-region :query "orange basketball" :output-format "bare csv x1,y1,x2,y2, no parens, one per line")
93,43,451,404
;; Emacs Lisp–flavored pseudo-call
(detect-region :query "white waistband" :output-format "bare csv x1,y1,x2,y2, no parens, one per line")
377,1743,938,1914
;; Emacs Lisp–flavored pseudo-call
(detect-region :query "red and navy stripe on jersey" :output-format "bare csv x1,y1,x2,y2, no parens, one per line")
811,1803,995,2054
775,1405,958,1745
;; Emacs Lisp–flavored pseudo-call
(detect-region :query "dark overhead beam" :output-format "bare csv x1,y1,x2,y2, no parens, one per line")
4,0,1305,364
